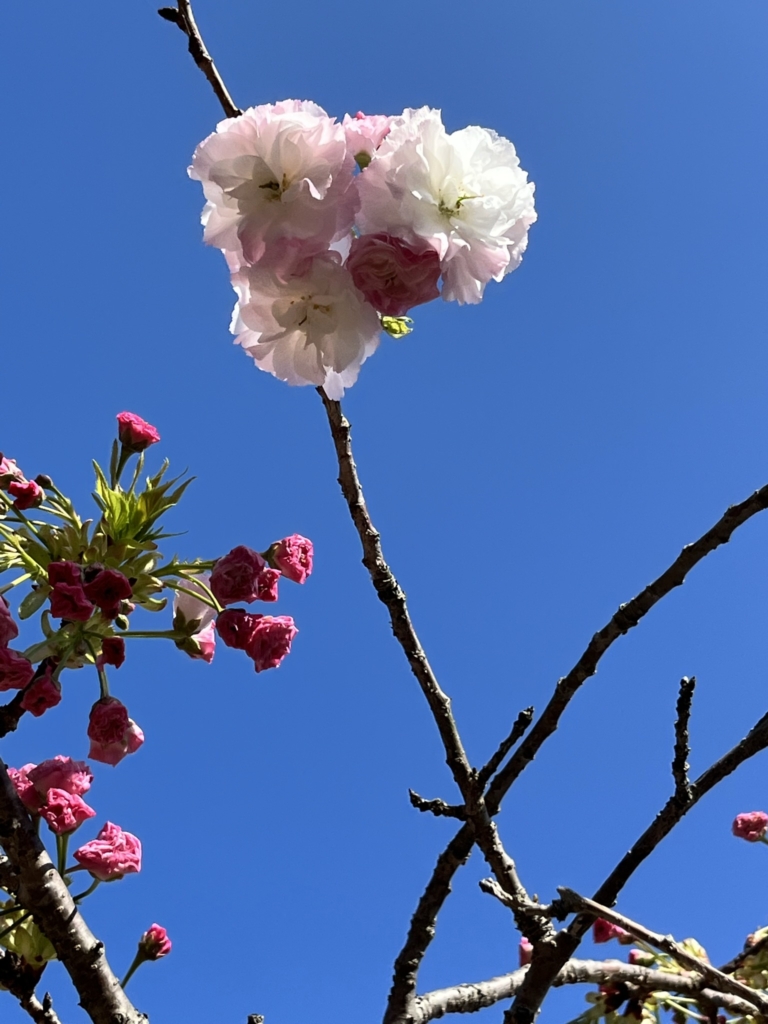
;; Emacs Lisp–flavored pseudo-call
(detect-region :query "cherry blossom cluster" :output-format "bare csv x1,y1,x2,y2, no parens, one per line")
190,101,536,396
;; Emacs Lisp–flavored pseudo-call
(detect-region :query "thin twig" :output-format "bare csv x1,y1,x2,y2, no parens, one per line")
408,791,466,820
0,760,145,1024
479,877,552,919
158,1,241,118
404,959,758,1024
672,676,696,802
486,480,768,814
719,930,768,975
556,888,768,1016
476,707,534,790
0,953,63,1024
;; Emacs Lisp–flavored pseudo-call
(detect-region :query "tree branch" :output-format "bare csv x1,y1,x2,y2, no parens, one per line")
556,889,768,1015
672,676,696,802
0,954,62,1024
158,0,241,118
485,480,768,814
405,958,759,1024
0,759,146,1024
476,708,534,790
0,692,27,738
409,791,467,820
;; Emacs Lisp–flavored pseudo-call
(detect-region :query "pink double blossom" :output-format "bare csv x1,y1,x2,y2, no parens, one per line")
732,811,768,842
88,697,144,766
270,534,314,584
117,412,160,452
0,457,25,487
49,582,95,622
28,756,93,797
216,608,259,650
0,598,19,647
216,610,298,672
8,479,43,510
97,637,126,669
41,789,96,835
21,672,62,716
139,924,172,960
74,821,142,880
83,569,132,620
346,233,441,317
210,546,278,605
0,648,35,691
7,764,42,813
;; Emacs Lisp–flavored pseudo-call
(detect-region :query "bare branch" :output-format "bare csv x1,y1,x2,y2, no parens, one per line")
556,888,768,1015
383,824,475,1024
720,931,768,975
0,954,62,1024
486,480,768,814
0,759,145,1024
672,676,696,802
158,0,241,118
479,877,552,919
0,692,27,738
406,959,759,1024
409,791,467,820
476,708,534,790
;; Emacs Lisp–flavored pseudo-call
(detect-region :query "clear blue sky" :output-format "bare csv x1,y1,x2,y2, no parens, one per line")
2,2,768,1022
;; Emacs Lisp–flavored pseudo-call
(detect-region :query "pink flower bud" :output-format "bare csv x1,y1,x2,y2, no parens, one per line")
7,764,43,813
346,233,441,317
0,648,35,691
0,598,19,648
28,756,93,797
732,811,768,842
73,821,142,880
49,583,95,622
139,924,172,960
88,697,144,766
593,918,631,944
97,637,126,670
246,615,298,673
628,948,655,966
271,534,314,584
117,412,160,452
20,673,62,717
40,788,96,835
210,546,275,606
519,937,533,967
83,569,132,620
216,609,260,650
8,479,43,510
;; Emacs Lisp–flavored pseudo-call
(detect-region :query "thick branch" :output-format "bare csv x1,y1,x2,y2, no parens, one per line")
406,959,758,1024
158,0,241,118
556,889,768,1015
0,692,27,738
486,481,768,813
672,676,696,802
0,760,146,1024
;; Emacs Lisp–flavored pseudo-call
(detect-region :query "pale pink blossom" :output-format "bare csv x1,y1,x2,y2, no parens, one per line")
139,924,172,960
87,697,144,766
73,821,142,880
189,100,359,268
28,756,93,797
357,106,536,304
270,534,314,584
7,764,42,813
342,112,392,164
179,621,216,663
0,648,35,691
40,789,96,835
732,811,768,842
346,233,441,316
0,457,25,487
231,253,380,398
0,598,19,647
172,574,216,633
246,615,298,672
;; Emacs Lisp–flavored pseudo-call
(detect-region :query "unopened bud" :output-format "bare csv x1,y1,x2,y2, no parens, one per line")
34,474,53,489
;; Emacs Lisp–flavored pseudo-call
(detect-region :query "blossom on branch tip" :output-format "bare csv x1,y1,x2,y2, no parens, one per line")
97,637,126,670
7,764,42,813
270,534,314,584
40,788,96,836
732,811,768,842
0,598,19,647
73,821,142,880
8,479,43,510
83,569,132,620
20,672,62,716
357,106,536,304
246,615,298,673
210,546,274,606
189,100,358,269
346,233,441,317
231,253,380,398
593,918,631,944
117,412,160,452
88,697,144,766
139,924,172,960
0,648,35,691
49,582,95,622
29,756,93,797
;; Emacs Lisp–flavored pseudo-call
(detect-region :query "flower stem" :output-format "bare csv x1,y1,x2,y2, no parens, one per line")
111,446,132,489
83,637,109,697
56,833,69,877
120,629,181,640
121,951,147,989
0,572,31,596
72,878,101,903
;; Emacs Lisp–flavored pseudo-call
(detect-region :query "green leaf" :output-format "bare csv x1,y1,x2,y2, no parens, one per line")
18,587,48,620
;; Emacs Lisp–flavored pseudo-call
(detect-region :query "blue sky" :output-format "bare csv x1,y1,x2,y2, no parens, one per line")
1,1,768,1021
